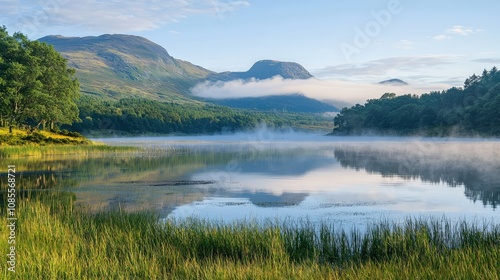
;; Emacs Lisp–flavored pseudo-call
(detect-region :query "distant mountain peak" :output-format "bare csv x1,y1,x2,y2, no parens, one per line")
378,79,408,86
208,60,313,82
246,60,313,80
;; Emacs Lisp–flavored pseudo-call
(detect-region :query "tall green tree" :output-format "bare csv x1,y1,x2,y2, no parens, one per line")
0,26,80,133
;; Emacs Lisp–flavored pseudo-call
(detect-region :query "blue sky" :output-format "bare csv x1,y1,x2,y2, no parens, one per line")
2,0,500,103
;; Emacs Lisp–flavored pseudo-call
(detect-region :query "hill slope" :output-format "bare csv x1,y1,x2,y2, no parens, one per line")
39,34,214,102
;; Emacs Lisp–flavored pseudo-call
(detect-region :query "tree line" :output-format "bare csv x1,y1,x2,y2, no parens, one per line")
331,67,500,136
65,96,328,134
0,26,80,133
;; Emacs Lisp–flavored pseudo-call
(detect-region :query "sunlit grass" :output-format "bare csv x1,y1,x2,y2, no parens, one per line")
0,144,141,158
1,193,499,279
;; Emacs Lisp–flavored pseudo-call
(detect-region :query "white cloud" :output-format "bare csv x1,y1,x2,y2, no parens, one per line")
0,0,20,15
433,34,451,41
447,25,475,36
432,25,482,41
191,76,451,106
1,0,250,34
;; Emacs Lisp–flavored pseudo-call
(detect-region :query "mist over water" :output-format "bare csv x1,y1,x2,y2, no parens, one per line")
87,132,500,229
6,131,499,230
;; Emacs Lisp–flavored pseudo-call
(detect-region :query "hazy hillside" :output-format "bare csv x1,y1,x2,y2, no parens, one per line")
206,94,338,113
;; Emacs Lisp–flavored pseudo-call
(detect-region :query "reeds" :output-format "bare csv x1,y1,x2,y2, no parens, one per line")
1,193,499,279
0,145,140,158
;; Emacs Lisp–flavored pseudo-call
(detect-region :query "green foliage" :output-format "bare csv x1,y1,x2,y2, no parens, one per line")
0,26,80,132
64,95,331,134
332,67,500,136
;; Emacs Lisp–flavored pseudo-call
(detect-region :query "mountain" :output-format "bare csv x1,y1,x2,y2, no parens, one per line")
38,34,328,113
39,34,214,102
205,94,338,113
378,79,408,86
209,60,314,81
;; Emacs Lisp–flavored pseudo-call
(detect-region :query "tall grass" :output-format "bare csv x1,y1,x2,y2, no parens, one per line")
1,193,499,279
0,145,140,158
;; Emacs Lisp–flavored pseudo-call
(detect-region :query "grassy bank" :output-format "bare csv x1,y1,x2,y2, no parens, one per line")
0,127,92,145
1,193,499,279
0,127,140,158
0,144,140,158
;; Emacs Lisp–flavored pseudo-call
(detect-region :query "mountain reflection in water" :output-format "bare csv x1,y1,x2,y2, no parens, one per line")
2,136,499,225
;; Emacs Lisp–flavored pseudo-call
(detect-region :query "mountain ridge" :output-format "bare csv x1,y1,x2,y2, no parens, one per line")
38,34,334,113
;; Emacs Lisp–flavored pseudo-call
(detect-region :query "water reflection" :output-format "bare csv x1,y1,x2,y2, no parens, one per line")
1,137,499,225
333,141,500,208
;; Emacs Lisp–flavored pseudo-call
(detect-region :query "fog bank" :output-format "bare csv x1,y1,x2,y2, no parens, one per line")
191,77,451,106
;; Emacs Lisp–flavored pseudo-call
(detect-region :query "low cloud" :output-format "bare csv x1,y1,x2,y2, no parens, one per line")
1,0,250,35
191,76,451,106
314,55,459,79
472,58,500,64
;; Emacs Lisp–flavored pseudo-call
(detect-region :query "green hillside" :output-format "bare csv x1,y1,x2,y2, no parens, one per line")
38,34,213,103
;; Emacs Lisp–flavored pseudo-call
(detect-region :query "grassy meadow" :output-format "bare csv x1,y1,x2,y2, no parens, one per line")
1,191,499,279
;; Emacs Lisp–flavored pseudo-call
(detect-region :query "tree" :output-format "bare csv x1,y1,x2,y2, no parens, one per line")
330,67,500,136
0,26,80,133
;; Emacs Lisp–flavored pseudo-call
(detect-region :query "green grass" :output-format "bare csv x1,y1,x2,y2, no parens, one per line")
0,144,141,158
0,127,92,146
1,193,499,279
0,126,143,158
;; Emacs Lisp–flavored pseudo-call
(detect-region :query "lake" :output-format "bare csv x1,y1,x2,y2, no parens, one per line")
5,132,500,229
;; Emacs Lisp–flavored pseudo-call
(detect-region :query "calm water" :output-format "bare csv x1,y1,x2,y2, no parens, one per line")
4,133,500,228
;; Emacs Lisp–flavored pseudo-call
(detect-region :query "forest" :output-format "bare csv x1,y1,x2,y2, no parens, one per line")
331,67,500,136
65,96,331,135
